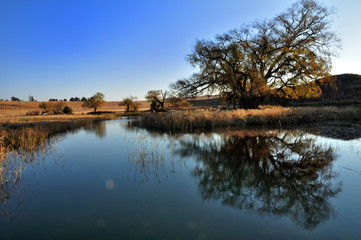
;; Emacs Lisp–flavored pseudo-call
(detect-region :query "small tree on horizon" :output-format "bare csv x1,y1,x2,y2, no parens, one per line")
70,97,80,101
120,96,138,112
11,96,21,101
82,92,105,112
145,90,167,111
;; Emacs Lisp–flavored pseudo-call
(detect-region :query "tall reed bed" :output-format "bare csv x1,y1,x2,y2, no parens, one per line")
0,114,116,154
134,106,361,131
0,127,59,216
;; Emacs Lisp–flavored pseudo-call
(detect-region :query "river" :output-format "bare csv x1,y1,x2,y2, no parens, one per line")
1,119,361,239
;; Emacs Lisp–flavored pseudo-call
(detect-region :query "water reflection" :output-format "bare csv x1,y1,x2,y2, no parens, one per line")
0,136,62,219
82,121,107,138
0,121,345,234
172,130,342,229
125,133,176,183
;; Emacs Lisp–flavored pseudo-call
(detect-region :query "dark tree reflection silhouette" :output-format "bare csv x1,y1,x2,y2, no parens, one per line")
174,130,342,230
83,121,107,138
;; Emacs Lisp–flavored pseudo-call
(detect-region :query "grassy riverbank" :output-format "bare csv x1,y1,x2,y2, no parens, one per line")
133,106,361,131
0,113,124,205
0,114,118,158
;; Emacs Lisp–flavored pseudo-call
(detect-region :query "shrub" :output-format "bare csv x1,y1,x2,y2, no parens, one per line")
54,102,65,114
39,102,65,114
39,102,54,114
62,106,73,114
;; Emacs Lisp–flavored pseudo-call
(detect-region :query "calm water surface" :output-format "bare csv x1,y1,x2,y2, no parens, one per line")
1,119,361,239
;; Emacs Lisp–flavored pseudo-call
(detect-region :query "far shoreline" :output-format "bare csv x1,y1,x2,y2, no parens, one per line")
1,106,361,159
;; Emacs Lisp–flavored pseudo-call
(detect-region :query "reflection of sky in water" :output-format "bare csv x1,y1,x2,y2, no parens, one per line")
322,137,361,173
0,120,360,239
313,136,361,238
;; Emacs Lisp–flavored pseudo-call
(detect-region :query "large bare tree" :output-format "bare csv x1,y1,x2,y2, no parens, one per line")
171,0,340,109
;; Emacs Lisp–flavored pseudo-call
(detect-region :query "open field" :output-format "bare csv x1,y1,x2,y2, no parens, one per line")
0,101,151,116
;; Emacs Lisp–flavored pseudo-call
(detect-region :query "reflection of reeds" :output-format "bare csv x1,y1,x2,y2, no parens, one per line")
133,106,361,131
0,130,61,218
0,115,113,218
125,133,179,183
0,114,115,194
0,115,115,154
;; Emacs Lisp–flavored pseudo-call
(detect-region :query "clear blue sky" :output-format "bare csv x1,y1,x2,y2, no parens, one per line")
1,0,360,101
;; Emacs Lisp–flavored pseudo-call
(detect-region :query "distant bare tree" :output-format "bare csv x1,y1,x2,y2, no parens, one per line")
120,96,138,112
82,92,105,112
11,97,21,101
145,90,167,111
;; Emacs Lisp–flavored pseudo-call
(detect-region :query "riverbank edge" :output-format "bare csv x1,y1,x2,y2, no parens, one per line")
0,113,124,156
132,106,361,132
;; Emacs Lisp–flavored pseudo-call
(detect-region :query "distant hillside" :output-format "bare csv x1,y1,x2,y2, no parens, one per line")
190,96,221,108
290,74,361,106
320,74,361,103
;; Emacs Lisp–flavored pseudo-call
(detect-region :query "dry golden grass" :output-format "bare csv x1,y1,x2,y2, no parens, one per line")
0,101,150,116
0,113,118,159
0,114,115,127
134,106,361,131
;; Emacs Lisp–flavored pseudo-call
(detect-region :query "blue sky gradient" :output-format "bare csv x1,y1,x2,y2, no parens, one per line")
1,0,360,101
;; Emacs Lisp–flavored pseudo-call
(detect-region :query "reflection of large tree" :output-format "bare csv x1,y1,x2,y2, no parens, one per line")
175,130,341,230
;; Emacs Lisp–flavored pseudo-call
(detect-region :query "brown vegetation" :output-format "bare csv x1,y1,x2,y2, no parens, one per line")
0,114,116,158
133,106,361,131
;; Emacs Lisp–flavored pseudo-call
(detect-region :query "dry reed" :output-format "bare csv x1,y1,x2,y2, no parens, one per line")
133,106,361,131
0,114,117,156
